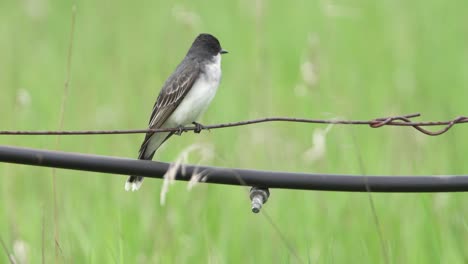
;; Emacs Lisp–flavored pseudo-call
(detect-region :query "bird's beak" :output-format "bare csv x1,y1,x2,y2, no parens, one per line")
220,49,228,54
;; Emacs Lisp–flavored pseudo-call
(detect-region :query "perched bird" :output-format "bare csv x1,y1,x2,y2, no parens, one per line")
125,33,228,191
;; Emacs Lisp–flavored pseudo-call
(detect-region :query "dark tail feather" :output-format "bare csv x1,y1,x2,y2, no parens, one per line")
125,131,174,191
125,175,144,191
125,150,156,191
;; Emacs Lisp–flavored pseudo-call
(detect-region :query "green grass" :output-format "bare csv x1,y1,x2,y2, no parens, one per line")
1,0,468,263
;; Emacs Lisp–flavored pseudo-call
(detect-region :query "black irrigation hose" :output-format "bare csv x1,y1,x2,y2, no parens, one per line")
0,145,467,192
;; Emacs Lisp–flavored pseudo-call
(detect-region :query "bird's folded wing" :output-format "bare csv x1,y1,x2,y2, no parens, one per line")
138,60,201,152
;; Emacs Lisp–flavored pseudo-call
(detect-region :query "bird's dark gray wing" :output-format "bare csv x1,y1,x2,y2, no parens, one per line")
138,59,201,153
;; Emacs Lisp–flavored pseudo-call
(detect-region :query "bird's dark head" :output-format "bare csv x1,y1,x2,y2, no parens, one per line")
187,33,228,59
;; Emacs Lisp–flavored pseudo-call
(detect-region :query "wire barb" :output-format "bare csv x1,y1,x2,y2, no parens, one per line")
369,113,468,136
0,113,468,136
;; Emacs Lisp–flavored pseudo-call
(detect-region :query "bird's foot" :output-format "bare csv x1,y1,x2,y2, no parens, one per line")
175,125,185,136
192,122,208,134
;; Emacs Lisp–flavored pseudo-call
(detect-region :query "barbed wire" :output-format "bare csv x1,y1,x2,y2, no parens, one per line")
0,113,467,136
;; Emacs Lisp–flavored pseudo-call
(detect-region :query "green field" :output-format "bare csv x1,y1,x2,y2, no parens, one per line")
1,1,468,263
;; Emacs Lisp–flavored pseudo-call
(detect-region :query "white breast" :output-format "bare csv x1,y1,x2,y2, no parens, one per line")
168,54,222,126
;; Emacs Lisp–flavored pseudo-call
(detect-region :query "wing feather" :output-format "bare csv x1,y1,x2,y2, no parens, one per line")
139,59,201,153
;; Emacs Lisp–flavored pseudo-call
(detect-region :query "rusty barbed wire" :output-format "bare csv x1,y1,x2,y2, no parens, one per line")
0,113,467,136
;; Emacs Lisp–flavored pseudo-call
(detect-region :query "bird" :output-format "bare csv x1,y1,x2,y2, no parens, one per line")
125,33,228,191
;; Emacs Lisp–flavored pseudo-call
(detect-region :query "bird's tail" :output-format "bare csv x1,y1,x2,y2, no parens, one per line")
125,131,173,191
125,176,144,192
125,150,156,192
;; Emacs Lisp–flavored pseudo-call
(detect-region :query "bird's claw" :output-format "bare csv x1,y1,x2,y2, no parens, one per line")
175,125,185,136
192,122,207,134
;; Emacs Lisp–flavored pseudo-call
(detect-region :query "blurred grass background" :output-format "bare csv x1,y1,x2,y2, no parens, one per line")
0,0,468,263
